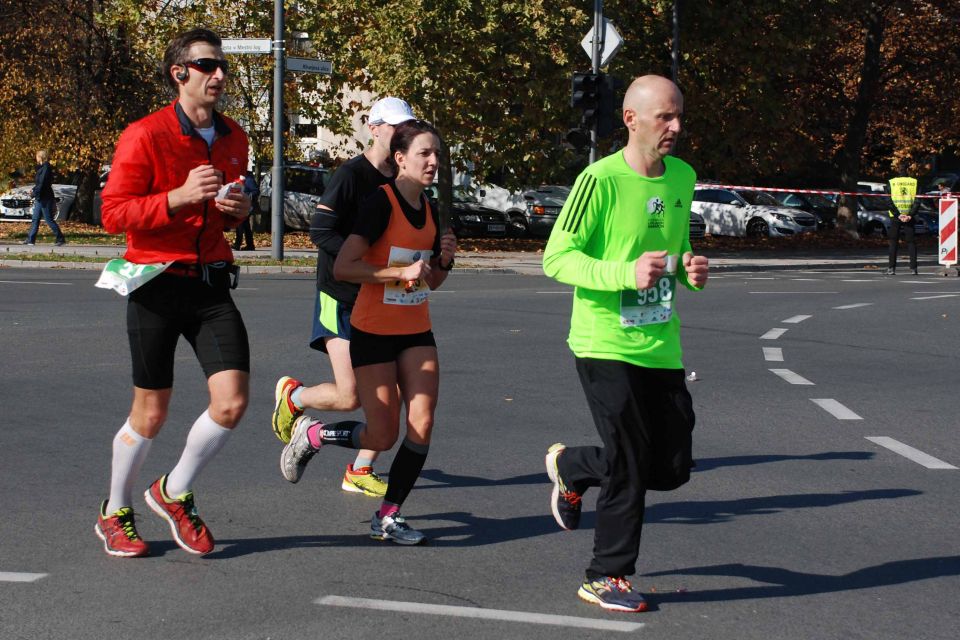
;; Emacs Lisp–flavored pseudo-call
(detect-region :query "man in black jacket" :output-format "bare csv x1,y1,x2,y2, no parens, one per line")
24,149,66,246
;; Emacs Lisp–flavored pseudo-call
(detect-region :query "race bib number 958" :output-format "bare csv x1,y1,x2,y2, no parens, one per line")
620,274,676,327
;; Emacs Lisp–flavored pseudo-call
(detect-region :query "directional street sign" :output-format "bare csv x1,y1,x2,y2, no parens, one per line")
286,57,333,74
221,38,272,54
581,18,623,67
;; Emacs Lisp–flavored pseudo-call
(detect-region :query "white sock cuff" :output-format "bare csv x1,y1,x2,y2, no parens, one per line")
116,418,153,444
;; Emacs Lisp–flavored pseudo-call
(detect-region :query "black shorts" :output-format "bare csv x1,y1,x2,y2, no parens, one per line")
349,326,436,368
126,271,250,389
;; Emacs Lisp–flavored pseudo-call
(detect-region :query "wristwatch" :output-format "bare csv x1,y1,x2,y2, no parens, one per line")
438,257,454,271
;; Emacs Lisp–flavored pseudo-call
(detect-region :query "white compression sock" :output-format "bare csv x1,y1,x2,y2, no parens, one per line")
106,419,153,513
164,410,232,498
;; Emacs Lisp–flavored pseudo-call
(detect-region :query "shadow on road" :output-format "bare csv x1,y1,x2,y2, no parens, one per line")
643,555,960,605
693,451,874,472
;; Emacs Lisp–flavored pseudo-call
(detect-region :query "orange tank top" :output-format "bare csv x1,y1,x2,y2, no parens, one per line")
351,184,436,335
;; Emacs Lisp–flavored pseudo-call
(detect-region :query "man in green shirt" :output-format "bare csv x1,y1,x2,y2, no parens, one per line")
542,74,709,613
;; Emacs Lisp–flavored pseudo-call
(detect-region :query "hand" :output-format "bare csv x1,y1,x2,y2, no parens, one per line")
400,259,430,283
439,230,457,267
215,189,253,219
683,251,709,288
635,250,668,290
899,214,911,223
172,164,222,207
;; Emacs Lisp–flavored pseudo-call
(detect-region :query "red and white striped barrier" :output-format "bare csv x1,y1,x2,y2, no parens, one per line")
939,198,957,266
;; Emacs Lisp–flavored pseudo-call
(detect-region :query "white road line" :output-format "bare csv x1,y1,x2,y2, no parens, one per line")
760,328,788,340
0,280,72,286
790,278,821,281
535,291,572,294
865,437,958,470
763,347,783,362
0,572,47,582
833,303,874,309
782,315,812,324
749,291,838,294
841,279,874,282
769,368,814,385
900,280,934,284
911,294,960,300
315,596,645,633
811,399,862,420
746,277,776,280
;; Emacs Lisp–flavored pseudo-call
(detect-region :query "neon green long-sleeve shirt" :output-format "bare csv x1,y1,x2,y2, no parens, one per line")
542,151,699,369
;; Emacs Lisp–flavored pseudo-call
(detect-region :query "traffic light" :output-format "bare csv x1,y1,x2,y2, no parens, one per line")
571,72,602,127
596,74,623,138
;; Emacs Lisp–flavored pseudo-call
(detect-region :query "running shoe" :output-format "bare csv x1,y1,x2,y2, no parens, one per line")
95,500,149,557
272,376,304,443
144,475,215,555
341,464,387,497
280,415,321,483
370,511,425,545
578,576,648,612
545,442,582,530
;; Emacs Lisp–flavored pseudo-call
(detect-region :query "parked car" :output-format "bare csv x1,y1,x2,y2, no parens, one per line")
692,187,817,237
521,185,570,237
258,164,329,231
689,210,706,239
772,191,838,230
851,194,924,237
424,185,510,238
0,182,77,222
473,183,528,236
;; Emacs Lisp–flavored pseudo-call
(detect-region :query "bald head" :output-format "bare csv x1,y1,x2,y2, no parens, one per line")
623,75,682,115
622,75,684,173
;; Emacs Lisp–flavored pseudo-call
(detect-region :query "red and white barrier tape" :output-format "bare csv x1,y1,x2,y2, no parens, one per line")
694,183,951,199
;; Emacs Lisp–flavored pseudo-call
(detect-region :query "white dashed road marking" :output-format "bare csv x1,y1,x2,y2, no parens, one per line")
811,399,862,420
315,596,645,633
911,294,960,300
834,303,874,309
760,328,788,340
865,437,958,470
763,347,783,362
782,315,812,323
0,280,72,286
0,572,47,582
769,369,815,385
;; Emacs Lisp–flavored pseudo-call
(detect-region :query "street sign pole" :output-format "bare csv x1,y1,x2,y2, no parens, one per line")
271,0,285,260
590,0,603,164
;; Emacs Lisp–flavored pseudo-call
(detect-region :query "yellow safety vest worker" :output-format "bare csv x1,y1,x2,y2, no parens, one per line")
889,177,917,217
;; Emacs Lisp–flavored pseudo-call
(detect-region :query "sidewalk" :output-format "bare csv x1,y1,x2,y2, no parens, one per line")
0,241,945,275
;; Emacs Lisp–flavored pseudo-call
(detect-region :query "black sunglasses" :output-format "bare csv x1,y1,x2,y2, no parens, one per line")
183,58,230,74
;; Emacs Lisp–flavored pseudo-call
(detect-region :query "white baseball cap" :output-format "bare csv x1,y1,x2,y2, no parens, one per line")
368,97,415,125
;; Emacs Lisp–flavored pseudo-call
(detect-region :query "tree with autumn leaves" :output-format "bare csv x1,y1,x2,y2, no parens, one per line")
1,0,957,230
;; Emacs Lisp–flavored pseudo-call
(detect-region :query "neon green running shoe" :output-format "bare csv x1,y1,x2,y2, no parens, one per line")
272,376,303,443
341,464,387,497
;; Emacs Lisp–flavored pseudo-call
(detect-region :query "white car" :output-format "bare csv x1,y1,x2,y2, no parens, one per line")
0,183,78,222
692,187,817,237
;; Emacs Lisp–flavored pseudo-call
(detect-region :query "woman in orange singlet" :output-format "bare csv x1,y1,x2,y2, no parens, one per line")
280,119,455,545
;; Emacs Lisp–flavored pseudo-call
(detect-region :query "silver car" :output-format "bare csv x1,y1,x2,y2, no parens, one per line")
0,183,77,222
692,188,817,237
258,164,330,231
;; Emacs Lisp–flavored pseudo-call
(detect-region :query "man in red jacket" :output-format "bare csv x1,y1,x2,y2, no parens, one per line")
95,28,252,558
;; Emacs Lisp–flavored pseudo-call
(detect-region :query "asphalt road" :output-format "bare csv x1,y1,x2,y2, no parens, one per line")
1,267,958,639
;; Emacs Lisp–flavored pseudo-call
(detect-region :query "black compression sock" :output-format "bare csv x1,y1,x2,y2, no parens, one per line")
383,438,429,506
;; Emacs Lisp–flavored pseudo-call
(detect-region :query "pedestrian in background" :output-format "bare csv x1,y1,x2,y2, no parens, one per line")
23,149,66,246
95,27,252,558
542,75,709,613
232,175,258,251
886,167,920,275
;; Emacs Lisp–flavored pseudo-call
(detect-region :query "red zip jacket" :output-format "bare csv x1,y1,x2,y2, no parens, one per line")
102,100,249,265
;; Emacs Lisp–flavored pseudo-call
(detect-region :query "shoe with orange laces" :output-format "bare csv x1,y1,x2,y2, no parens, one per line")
341,464,388,497
95,500,149,557
272,376,304,443
545,442,582,530
578,576,648,612
144,475,215,555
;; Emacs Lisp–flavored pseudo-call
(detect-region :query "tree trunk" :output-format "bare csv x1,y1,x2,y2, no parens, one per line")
835,1,890,235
